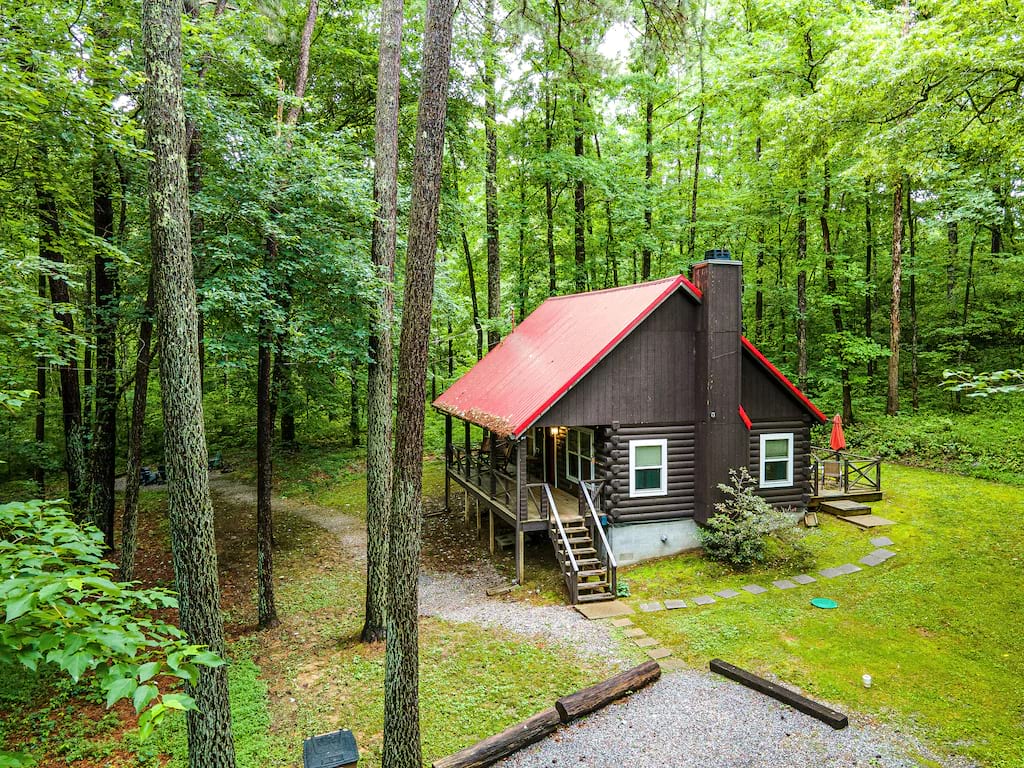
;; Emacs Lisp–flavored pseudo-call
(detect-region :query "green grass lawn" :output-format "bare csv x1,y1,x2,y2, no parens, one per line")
623,464,1024,768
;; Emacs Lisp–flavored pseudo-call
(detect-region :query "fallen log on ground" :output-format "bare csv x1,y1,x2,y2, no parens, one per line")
554,660,662,723
709,658,848,729
431,707,561,768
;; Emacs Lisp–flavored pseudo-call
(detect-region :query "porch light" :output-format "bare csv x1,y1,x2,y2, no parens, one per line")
549,427,559,436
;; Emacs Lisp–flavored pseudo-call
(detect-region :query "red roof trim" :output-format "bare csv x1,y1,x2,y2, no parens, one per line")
738,404,752,430
741,336,827,423
516,276,699,436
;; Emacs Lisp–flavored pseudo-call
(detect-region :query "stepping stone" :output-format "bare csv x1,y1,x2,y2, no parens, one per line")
611,618,634,627
715,589,741,599
624,628,647,638
634,637,660,648
859,553,886,566
639,601,664,613
792,574,816,585
835,563,862,575
772,579,797,590
871,548,897,561
842,514,896,529
664,599,688,610
693,595,716,606
659,658,688,673
819,566,845,578
742,584,768,595
647,647,673,660
871,536,894,547
576,601,634,620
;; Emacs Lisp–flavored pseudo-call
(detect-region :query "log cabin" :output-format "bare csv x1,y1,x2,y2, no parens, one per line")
433,253,828,604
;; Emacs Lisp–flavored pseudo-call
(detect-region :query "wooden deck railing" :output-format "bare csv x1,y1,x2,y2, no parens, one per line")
450,445,517,514
529,482,579,604
810,447,882,497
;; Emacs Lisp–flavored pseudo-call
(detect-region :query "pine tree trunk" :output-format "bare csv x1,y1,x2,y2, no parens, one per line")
142,0,237,763
641,94,653,281
383,0,455,763
484,0,500,349
886,178,903,416
544,91,556,295
90,153,118,548
864,179,875,380
754,138,764,345
687,103,704,262
796,187,808,389
363,0,404,645
256,310,279,628
907,184,918,413
121,275,155,581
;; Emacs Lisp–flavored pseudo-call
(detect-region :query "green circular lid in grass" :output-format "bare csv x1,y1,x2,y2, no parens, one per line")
811,597,838,609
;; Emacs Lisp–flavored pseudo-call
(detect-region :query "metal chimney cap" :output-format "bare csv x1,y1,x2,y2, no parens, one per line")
704,249,731,261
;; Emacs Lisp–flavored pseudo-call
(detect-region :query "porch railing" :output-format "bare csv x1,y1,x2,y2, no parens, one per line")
810,446,882,497
529,482,579,604
581,480,616,598
449,445,516,513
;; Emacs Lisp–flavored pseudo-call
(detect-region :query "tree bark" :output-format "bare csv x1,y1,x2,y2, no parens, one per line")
142,0,237,763
544,90,556,294
907,184,918,413
687,103,704,262
820,165,852,423
384,0,455,763
864,179,875,380
35,162,87,520
453,156,483,360
572,96,586,292
796,187,808,389
121,275,155,581
641,92,653,281
886,178,903,416
363,0,404,645
34,273,47,494
90,152,118,548
286,0,319,126
349,358,360,446
946,220,958,305
256,310,279,628
754,138,764,345
484,0,500,350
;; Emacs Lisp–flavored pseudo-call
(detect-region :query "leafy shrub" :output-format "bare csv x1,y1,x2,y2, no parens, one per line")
699,468,805,570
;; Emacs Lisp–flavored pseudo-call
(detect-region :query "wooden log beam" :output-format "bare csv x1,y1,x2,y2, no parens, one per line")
709,658,848,730
431,707,561,768
554,660,661,723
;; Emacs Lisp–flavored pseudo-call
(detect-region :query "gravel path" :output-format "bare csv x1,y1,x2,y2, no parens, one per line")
498,668,972,768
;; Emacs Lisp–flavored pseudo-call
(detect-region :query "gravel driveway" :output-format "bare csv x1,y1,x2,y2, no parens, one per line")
497,668,972,768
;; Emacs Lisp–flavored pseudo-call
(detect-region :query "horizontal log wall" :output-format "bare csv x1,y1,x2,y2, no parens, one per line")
598,423,696,523
748,420,812,509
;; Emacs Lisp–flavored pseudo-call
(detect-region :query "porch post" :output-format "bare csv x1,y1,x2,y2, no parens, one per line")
514,437,526,584
444,414,452,511
464,420,471,477
489,431,498,495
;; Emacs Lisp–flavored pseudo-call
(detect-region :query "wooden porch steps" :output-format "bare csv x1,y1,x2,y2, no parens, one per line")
820,499,872,517
552,516,615,604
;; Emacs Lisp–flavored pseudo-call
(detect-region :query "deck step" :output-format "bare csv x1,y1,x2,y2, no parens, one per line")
577,580,609,591
820,499,872,516
577,568,607,579
576,592,615,603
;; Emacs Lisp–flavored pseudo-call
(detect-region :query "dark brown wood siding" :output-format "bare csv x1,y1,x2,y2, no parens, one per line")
596,423,696,523
748,420,812,509
740,355,809,422
533,294,700,428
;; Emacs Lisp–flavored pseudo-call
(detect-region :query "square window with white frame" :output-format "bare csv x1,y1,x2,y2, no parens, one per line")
760,433,794,487
629,438,667,497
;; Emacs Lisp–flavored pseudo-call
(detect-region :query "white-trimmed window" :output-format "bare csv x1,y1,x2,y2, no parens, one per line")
566,428,594,483
629,439,667,497
760,433,794,487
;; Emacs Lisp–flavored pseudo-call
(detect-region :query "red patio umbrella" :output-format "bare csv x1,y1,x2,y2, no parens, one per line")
829,413,847,452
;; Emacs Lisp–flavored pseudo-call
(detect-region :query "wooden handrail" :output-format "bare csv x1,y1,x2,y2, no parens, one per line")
581,481,616,570
545,484,579,576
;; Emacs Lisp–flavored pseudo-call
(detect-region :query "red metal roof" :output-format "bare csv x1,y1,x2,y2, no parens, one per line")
433,275,826,436
433,276,701,437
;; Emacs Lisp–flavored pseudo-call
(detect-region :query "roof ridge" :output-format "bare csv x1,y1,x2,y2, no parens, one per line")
544,275,682,301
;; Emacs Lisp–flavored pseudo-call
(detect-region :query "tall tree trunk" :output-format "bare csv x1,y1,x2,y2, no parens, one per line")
641,93,653,281
349,359,360,446
946,220,958,304
121,275,155,581
593,132,617,287
886,178,904,416
820,165,852,423
484,0,500,349
754,137,764,344
544,91,556,294
142,0,237,763
572,97,586,291
687,103,704,262
84,268,93,427
796,187,808,389
907,184,918,413
453,156,483,359
383,0,455,764
864,179,875,380
286,0,319,126
34,273,47,494
35,164,87,520
517,171,527,314
90,153,118,548
363,0,403,645
256,310,279,628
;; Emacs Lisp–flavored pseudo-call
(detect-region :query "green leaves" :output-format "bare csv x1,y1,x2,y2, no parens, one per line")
0,499,226,744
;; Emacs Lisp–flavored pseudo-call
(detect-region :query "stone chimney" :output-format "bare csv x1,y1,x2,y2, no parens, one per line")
692,251,748,524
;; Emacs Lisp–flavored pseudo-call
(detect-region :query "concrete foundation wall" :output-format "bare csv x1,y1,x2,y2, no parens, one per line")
607,519,701,566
